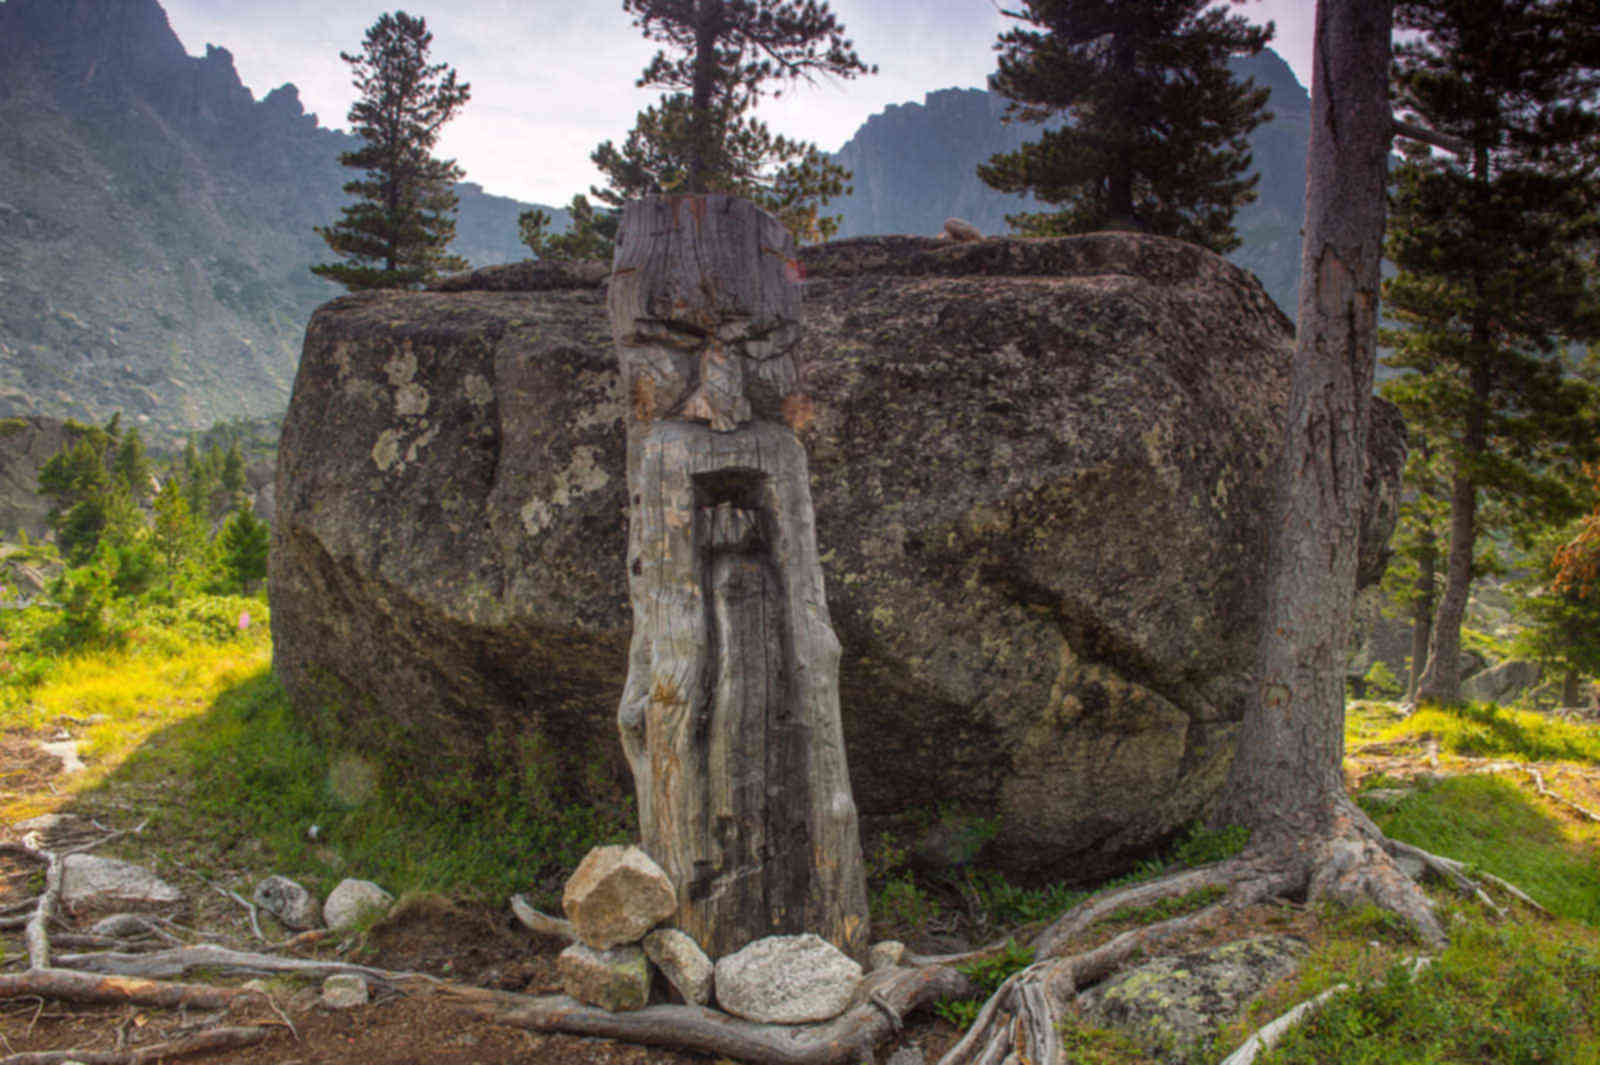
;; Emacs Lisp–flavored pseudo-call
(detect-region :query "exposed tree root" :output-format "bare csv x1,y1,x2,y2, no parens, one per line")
0,968,244,1010
1217,983,1350,1065
933,800,1516,1065
509,895,576,942
443,964,972,1065
0,1024,274,1065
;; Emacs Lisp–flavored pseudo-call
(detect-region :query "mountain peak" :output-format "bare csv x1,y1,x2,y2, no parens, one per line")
1,0,189,90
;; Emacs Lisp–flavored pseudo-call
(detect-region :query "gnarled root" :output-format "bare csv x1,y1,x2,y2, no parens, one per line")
444,964,971,1065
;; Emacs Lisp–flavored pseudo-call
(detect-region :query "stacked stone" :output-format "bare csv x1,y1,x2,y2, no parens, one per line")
554,844,875,1024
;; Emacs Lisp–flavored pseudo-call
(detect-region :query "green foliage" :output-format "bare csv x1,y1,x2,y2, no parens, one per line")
935,939,1036,1029
1166,821,1251,868
217,508,269,595
1258,918,1600,1064
980,0,1274,252
312,12,471,291
518,195,619,262
595,0,873,242
1382,0,1600,694
1104,884,1227,927
1362,661,1403,699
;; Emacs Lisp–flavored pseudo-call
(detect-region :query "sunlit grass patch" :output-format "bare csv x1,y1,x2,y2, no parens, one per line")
1361,774,1600,925
1379,700,1600,764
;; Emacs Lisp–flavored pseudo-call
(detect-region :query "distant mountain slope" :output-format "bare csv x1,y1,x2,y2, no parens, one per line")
0,0,552,438
829,50,1310,314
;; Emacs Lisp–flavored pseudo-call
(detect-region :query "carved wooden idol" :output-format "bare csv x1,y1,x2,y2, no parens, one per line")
609,195,868,960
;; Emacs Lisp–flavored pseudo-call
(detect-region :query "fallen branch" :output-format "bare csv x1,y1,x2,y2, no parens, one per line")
0,967,244,1010
1523,766,1600,824
25,848,62,970
0,1024,273,1064
1218,983,1349,1065
51,943,436,986
449,964,971,1065
509,895,575,942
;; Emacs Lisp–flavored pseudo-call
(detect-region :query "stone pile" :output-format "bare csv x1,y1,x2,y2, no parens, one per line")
250,875,394,934
552,844,884,1024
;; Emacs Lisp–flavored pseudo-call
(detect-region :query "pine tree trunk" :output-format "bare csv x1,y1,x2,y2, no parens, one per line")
1219,0,1393,839
1407,524,1436,700
610,195,868,961
1563,666,1581,708
1413,362,1488,704
687,1,723,195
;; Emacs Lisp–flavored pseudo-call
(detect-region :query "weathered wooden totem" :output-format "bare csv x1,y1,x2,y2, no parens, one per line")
609,195,868,960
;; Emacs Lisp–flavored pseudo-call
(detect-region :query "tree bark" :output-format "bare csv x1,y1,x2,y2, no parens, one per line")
610,194,868,960
1218,0,1395,839
1407,522,1436,700
1413,360,1488,704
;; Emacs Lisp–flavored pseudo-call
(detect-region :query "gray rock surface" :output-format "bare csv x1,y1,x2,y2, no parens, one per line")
558,942,651,1012
869,940,906,971
60,855,182,908
713,933,863,1024
322,879,392,932
1461,659,1543,706
643,927,714,1006
272,232,1405,878
320,973,369,1009
1078,935,1307,1060
562,845,676,950
253,875,321,931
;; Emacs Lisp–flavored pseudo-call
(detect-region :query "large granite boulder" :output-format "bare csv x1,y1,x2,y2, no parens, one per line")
271,235,1404,878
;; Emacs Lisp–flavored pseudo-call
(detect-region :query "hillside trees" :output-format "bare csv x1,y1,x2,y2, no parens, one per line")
1387,0,1600,706
518,195,619,261
978,0,1274,252
312,12,471,291
592,0,873,241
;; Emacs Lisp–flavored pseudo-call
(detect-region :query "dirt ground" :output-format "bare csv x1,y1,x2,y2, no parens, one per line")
0,728,963,1065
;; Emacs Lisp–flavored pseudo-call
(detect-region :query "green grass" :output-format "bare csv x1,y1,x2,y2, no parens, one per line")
1253,916,1600,1064
107,668,632,903
1378,699,1600,763
1103,883,1228,927
1,592,630,904
1361,774,1600,925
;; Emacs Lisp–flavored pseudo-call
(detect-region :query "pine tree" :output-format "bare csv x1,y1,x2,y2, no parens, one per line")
978,0,1274,253
218,507,270,596
112,426,152,504
1388,0,1600,705
519,195,620,262
313,12,471,291
593,0,873,242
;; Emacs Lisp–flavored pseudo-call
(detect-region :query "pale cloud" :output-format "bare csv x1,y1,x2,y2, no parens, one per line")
158,0,1314,207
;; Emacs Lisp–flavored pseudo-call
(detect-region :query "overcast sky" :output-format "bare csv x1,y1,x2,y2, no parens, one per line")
158,1,1316,207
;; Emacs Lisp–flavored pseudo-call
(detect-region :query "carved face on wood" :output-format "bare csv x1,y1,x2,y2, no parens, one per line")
609,195,805,433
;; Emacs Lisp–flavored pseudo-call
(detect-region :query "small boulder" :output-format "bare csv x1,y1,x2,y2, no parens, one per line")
1078,935,1307,1060
869,940,906,971
1461,659,1543,705
562,845,676,950
942,217,982,242
320,973,369,1009
558,942,652,1012
714,933,862,1024
89,913,157,938
60,855,182,908
253,875,322,930
323,879,393,932
643,927,713,1005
